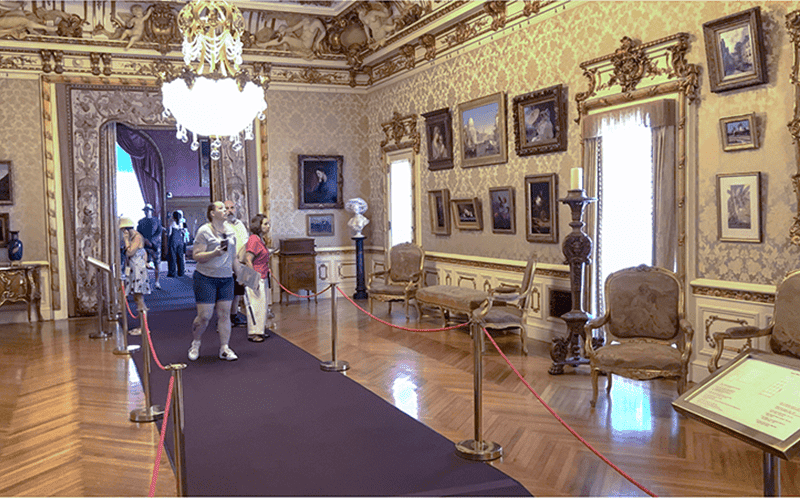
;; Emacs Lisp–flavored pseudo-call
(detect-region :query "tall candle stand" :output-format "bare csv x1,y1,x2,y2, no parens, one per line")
549,188,596,375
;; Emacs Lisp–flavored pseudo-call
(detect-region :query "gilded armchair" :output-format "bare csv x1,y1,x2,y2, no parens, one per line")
472,256,536,355
709,269,800,373
584,265,694,407
367,243,425,318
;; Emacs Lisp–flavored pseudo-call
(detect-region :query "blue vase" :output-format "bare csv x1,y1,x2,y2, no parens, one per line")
8,231,22,261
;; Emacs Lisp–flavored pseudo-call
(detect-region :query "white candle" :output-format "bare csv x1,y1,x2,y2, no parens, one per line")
570,167,583,190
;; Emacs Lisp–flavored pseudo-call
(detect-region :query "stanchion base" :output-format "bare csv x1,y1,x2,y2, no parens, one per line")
113,345,140,355
320,360,349,372
89,331,113,339
455,439,503,461
130,405,164,422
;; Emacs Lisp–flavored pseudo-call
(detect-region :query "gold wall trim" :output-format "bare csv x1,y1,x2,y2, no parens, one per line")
40,79,60,311
691,285,775,305
426,254,526,274
786,10,800,246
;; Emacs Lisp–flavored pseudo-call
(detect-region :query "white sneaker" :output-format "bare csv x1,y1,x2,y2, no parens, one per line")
154,281,162,290
267,309,275,319
188,341,201,361
219,345,238,361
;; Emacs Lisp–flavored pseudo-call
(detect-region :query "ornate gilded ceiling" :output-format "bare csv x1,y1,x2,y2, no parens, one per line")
0,0,566,89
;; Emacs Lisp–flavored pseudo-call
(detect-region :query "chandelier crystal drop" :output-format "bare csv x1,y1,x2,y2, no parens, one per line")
159,0,267,160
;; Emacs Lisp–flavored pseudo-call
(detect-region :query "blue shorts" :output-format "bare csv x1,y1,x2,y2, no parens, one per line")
193,271,234,304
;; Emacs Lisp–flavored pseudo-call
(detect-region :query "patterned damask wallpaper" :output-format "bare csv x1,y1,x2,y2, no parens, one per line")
359,0,798,286
0,78,46,263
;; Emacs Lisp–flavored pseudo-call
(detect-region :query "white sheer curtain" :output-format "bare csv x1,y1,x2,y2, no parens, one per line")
582,99,676,314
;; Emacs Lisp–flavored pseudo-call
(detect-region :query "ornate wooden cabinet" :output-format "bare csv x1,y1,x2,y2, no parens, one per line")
0,264,43,321
278,238,317,304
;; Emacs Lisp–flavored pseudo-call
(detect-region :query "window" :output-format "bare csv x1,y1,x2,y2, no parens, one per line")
386,150,415,247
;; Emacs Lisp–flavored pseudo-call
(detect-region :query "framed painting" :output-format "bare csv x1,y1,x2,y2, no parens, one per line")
720,113,758,152
489,186,515,234
457,92,507,168
307,213,335,236
525,173,558,243
198,140,210,188
298,154,343,209
0,213,8,247
451,198,483,231
428,189,451,235
512,84,567,156
703,7,767,93
422,108,454,170
717,172,762,243
0,160,12,205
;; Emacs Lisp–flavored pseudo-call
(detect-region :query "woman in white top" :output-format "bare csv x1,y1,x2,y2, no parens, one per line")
188,201,240,361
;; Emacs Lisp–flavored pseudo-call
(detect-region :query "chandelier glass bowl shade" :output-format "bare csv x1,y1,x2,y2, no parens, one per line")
160,0,267,159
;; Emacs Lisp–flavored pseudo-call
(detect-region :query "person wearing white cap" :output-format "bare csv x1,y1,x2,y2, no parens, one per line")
137,203,164,289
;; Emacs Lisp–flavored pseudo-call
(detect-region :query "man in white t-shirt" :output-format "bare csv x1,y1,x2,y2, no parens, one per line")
225,200,249,327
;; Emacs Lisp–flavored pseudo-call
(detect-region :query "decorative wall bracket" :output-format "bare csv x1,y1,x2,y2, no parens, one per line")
380,111,420,154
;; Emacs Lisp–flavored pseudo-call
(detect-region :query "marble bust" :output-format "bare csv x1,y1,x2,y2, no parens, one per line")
346,198,369,237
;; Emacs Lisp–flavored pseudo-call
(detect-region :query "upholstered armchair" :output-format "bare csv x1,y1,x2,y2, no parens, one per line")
367,243,425,318
472,256,536,355
708,269,800,373
584,265,694,407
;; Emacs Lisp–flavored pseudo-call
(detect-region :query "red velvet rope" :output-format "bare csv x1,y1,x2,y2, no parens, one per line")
121,282,137,319
481,326,657,497
274,276,333,299
142,313,167,372
148,374,174,497
334,286,469,332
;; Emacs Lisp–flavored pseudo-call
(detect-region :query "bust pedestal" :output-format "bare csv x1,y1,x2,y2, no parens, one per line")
352,236,368,300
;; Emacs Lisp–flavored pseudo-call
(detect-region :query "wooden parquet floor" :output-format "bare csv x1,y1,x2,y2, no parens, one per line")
0,295,798,496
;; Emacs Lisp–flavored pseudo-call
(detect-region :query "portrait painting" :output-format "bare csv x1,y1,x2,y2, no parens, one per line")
717,172,762,242
422,108,454,170
0,161,12,204
703,7,767,93
512,85,568,156
298,155,344,209
525,174,558,243
720,113,758,152
307,213,335,237
0,213,8,247
428,189,451,235
198,140,210,188
457,92,507,168
489,187,515,234
451,197,483,231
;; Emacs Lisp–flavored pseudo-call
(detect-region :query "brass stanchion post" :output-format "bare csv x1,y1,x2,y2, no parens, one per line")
455,320,502,461
321,283,349,372
89,260,112,339
130,308,164,422
168,363,189,497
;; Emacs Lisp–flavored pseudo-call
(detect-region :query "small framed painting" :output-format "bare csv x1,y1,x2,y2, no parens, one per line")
298,155,344,209
525,173,558,243
0,161,12,204
489,186,515,234
450,198,483,231
717,172,762,243
422,108,454,170
457,92,507,168
703,7,767,93
512,84,567,156
428,189,451,235
0,213,8,247
306,213,335,237
198,140,210,188
720,113,758,151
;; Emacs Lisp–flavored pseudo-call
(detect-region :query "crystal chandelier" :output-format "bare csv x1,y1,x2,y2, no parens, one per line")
160,0,267,160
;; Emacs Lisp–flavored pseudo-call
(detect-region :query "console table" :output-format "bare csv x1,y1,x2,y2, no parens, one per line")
0,263,43,321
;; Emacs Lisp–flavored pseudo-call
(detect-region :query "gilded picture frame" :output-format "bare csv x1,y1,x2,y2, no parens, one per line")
198,139,211,188
0,160,12,204
428,189,451,235
0,213,8,247
489,186,515,234
512,84,567,156
717,172,762,243
720,113,758,152
525,173,558,243
298,154,344,209
422,108,454,171
703,7,767,93
457,92,507,168
306,213,335,237
451,197,483,231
